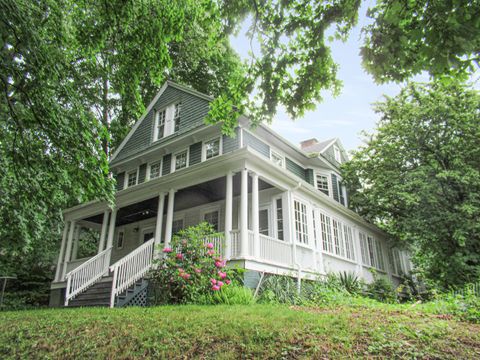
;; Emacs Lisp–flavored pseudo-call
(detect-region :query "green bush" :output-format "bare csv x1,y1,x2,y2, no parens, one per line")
257,275,301,304
365,273,397,303
148,222,234,304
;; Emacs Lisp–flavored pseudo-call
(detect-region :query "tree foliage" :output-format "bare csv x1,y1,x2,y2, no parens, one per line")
362,0,480,83
342,81,480,288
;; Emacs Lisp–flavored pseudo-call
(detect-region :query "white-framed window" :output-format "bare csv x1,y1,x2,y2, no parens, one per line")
148,161,162,180
359,232,369,265
172,218,184,234
153,102,182,141
320,212,333,253
173,103,181,133
375,240,386,270
154,109,166,141
316,173,330,196
116,230,124,249
204,210,220,231
334,145,342,163
343,224,355,261
367,235,377,268
270,150,284,167
172,149,188,172
203,137,221,161
294,200,308,244
389,248,404,275
274,197,284,241
332,219,344,257
259,207,270,236
125,169,138,188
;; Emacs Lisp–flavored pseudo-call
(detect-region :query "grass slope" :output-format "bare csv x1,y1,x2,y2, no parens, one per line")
1,304,479,359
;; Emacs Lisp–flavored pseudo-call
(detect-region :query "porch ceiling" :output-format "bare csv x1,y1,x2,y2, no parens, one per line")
83,174,274,226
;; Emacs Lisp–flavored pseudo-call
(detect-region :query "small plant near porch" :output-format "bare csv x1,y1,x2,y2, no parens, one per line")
148,222,234,304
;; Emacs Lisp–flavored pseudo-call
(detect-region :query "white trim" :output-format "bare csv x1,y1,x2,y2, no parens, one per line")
333,145,342,163
202,136,223,162
315,171,331,198
258,205,271,237
153,107,167,142
171,148,189,173
270,149,285,168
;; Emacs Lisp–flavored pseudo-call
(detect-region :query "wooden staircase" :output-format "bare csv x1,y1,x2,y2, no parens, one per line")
67,277,113,307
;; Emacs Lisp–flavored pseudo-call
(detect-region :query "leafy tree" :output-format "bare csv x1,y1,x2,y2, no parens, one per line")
342,81,480,288
362,0,480,83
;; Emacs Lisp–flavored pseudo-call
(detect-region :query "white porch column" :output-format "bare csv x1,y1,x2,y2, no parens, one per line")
313,209,325,274
252,172,260,258
240,169,249,257
224,172,233,259
164,188,175,248
287,190,297,266
154,192,166,256
98,210,110,253
105,207,117,266
106,208,118,250
62,219,77,279
54,221,70,281
72,226,80,260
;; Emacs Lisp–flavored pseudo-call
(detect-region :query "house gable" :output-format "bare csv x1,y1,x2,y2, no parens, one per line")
321,139,348,167
111,82,212,164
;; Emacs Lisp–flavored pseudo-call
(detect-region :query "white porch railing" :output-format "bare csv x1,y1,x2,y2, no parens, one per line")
109,238,155,308
204,234,223,255
230,230,240,258
64,247,112,306
259,234,292,265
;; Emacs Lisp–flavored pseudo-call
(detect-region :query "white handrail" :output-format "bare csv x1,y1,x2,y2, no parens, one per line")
64,247,112,306
109,238,155,308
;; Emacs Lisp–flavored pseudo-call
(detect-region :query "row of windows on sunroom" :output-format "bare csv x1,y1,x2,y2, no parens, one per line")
293,199,356,262
123,137,222,189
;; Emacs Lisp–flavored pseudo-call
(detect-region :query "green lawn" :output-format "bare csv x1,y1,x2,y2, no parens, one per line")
1,304,479,359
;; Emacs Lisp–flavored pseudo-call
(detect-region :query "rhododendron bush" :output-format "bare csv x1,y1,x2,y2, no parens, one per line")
148,222,233,304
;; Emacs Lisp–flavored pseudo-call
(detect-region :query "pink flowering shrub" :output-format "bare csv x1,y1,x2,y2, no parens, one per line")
148,222,233,304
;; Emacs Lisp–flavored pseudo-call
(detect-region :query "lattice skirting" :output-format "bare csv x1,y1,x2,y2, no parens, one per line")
123,287,148,307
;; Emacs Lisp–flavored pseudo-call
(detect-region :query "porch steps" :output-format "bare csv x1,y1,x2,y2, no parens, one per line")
67,277,113,307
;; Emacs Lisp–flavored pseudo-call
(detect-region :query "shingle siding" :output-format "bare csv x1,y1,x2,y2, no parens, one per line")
138,164,147,184
223,128,240,154
162,154,172,176
305,168,315,186
115,172,125,191
114,86,210,163
243,131,270,158
189,142,202,166
331,173,340,202
286,158,307,181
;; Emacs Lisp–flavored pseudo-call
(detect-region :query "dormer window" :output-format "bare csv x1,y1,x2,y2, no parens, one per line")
334,145,341,163
155,109,166,140
316,173,330,196
270,150,284,167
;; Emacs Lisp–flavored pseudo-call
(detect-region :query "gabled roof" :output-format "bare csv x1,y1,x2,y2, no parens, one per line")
109,81,213,163
301,138,337,154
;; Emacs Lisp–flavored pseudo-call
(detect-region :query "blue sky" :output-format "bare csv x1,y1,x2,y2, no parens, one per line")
230,1,426,152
